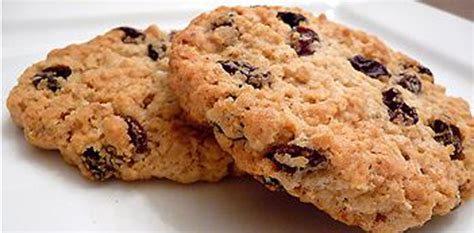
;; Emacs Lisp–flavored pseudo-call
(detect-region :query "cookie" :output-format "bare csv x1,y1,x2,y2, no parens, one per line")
7,25,235,183
169,6,473,232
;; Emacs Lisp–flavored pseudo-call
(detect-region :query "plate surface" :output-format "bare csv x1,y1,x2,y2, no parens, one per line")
2,1,473,232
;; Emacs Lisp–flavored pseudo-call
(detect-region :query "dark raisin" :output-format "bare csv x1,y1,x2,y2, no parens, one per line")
265,144,327,173
116,26,145,43
291,26,320,56
82,147,114,181
42,66,72,78
397,104,418,125
375,213,387,222
218,60,270,88
382,88,419,125
277,11,307,28
32,65,72,92
417,65,433,76
382,88,403,109
124,116,148,153
147,43,167,61
397,74,422,94
349,55,390,79
429,120,463,160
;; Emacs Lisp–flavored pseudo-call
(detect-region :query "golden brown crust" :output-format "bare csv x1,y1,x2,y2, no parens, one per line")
7,25,234,183
169,6,473,232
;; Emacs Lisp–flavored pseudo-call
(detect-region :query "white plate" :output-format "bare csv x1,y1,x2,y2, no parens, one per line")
2,1,473,232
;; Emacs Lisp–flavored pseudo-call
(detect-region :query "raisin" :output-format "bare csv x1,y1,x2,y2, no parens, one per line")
82,147,114,181
417,65,433,76
429,120,463,160
265,144,327,173
382,88,418,125
291,26,320,56
382,88,402,109
218,60,270,88
349,55,390,79
32,65,72,92
124,116,148,153
147,43,167,61
277,11,307,28
375,213,387,222
43,66,72,78
397,74,422,94
116,27,145,43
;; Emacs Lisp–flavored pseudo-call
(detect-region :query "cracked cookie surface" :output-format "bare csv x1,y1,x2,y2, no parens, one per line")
7,25,234,183
169,6,473,232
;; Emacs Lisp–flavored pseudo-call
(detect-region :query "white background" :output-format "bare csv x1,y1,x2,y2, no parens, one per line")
2,0,473,232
